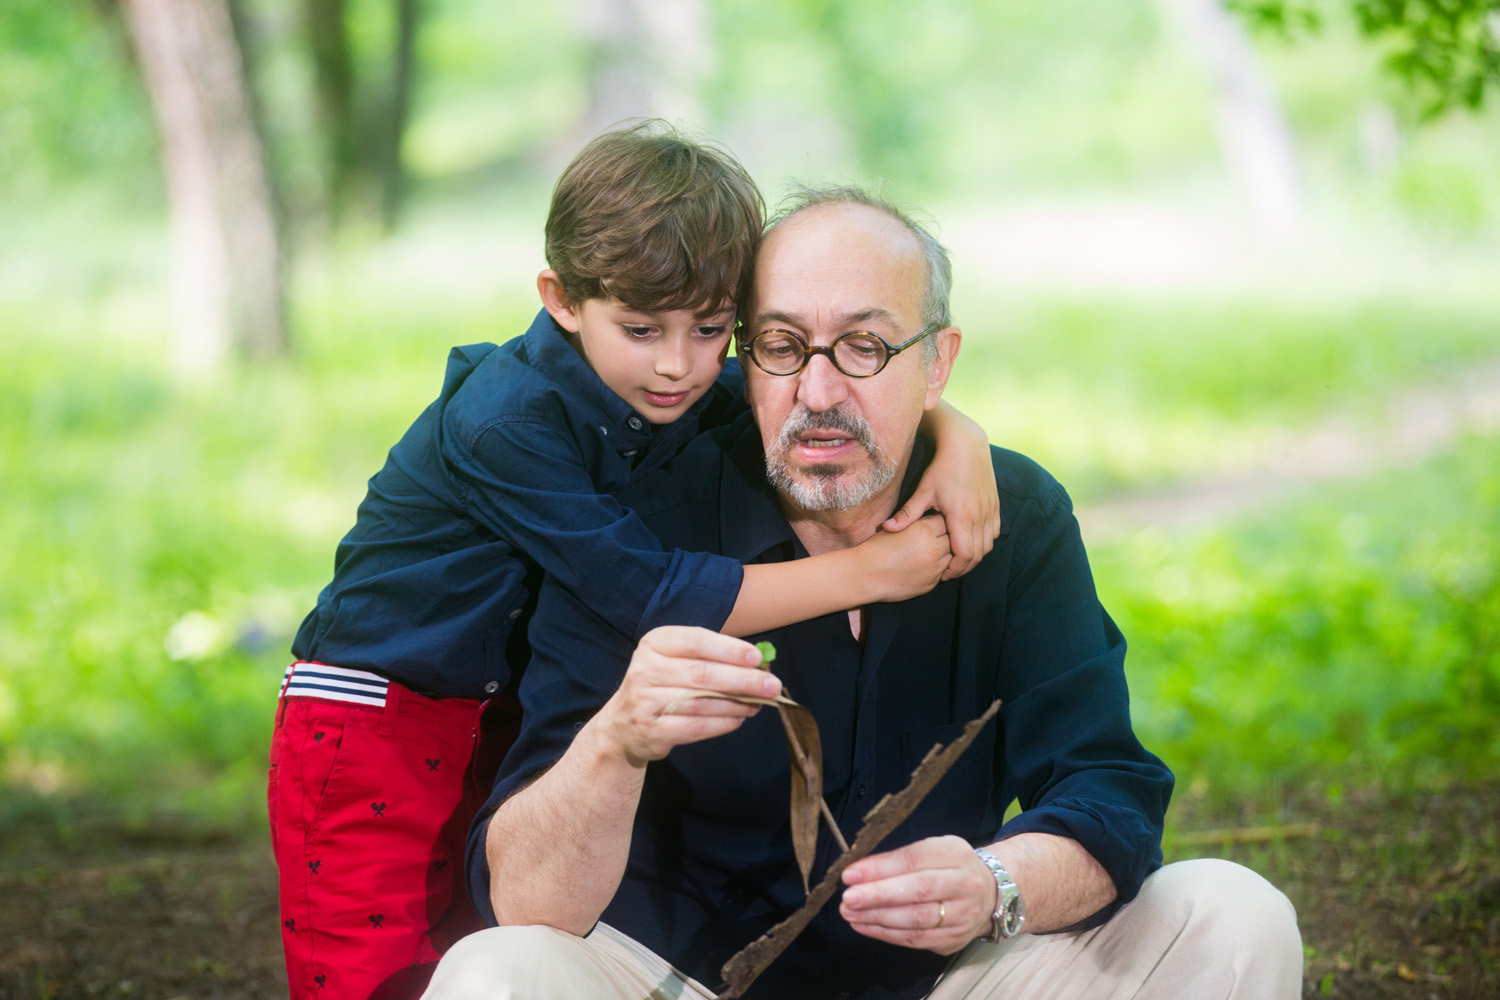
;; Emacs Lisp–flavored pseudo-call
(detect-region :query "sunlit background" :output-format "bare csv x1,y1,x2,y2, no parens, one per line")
3,0,1498,957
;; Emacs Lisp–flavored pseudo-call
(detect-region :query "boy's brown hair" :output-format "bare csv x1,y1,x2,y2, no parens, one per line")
545,120,764,314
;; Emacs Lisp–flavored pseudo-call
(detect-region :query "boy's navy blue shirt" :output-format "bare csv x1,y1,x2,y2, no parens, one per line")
470,413,1174,1000
292,308,745,699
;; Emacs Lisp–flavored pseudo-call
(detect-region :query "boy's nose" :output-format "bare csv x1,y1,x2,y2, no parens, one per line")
655,338,691,379
793,352,849,412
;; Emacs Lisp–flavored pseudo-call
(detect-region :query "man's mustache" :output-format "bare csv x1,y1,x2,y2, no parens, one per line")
773,405,878,457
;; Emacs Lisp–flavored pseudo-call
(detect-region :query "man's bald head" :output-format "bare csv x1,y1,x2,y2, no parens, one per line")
763,185,952,363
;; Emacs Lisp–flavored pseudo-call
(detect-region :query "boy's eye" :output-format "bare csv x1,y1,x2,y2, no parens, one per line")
695,325,729,338
622,325,656,339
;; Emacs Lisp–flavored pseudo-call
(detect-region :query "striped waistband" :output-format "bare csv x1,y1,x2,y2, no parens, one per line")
280,662,389,708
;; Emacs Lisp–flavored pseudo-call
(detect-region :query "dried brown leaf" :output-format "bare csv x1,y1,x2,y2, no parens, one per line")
716,700,1001,999
777,701,823,894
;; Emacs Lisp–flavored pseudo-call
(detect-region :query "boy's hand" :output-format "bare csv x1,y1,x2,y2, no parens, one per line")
855,516,952,603
588,626,779,768
887,405,999,579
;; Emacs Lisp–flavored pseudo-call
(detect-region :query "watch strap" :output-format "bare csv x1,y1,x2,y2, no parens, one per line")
973,847,1025,941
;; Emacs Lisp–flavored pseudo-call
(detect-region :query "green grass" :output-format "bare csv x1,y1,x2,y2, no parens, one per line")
0,243,540,834
1096,431,1500,818
943,287,1500,500
1,203,1497,836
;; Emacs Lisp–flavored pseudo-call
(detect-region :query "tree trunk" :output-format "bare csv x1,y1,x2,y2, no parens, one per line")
560,0,710,153
379,0,419,231
1167,0,1306,232
123,0,288,372
304,0,359,223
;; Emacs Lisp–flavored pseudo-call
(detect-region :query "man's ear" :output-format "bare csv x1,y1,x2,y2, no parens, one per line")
923,326,962,411
537,270,582,333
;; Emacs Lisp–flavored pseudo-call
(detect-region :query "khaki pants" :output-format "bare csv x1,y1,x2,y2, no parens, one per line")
423,859,1303,1000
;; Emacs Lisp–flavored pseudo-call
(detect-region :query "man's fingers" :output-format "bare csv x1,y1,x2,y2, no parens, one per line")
651,712,750,742
637,657,782,702
633,627,780,702
640,625,762,669
843,836,973,887
658,690,766,717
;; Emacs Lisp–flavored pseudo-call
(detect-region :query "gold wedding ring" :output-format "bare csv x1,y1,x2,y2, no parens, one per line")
935,900,946,929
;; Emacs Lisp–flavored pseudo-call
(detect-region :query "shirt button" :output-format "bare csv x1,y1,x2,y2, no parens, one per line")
508,607,523,620
627,415,644,431
484,681,500,694
857,784,867,799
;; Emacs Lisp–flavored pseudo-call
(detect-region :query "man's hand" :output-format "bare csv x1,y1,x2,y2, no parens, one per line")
838,835,996,955
590,626,781,769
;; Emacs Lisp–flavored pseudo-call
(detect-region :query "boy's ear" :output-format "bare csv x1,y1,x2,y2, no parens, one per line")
537,270,582,333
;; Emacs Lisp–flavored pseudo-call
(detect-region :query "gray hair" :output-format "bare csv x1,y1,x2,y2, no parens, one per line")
765,184,952,363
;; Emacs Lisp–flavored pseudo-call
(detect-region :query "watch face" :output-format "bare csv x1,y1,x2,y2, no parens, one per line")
1002,893,1025,936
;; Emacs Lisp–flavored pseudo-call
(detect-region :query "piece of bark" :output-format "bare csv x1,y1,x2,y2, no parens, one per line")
716,699,1001,999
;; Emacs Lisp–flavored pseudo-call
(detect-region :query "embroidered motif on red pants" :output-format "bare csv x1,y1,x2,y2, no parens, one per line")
267,668,518,1000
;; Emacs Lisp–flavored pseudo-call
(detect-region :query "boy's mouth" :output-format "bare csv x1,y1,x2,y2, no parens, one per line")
643,389,691,408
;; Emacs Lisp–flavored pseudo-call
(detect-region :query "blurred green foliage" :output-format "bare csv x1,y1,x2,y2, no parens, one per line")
0,0,156,197
1,0,1498,836
1232,0,1500,113
1097,433,1500,817
3,224,1496,833
947,288,1500,498
7,0,1499,216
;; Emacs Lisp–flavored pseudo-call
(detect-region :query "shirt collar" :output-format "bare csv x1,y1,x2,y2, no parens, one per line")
717,414,936,564
522,307,727,452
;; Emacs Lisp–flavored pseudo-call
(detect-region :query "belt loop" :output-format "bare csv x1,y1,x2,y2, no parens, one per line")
379,679,403,735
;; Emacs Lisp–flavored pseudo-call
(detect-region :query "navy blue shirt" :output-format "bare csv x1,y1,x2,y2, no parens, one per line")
292,308,745,699
470,413,1174,1000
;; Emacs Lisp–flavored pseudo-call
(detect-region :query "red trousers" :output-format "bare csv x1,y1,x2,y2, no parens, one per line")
267,664,516,1000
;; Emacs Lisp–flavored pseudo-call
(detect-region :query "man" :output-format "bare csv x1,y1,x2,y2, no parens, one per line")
425,187,1303,999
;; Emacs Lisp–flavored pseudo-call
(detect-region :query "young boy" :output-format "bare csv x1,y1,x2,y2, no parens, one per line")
268,121,997,1000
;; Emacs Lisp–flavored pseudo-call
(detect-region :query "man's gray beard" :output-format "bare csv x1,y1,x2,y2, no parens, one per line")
764,405,897,512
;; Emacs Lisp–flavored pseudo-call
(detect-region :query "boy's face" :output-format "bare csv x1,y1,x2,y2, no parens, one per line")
563,296,737,425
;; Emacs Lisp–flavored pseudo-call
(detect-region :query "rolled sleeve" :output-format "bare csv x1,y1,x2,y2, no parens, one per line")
990,476,1173,923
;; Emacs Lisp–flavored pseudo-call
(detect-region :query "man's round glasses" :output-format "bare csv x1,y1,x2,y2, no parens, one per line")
741,323,939,378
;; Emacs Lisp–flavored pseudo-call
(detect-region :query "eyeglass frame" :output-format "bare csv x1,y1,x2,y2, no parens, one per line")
738,322,942,378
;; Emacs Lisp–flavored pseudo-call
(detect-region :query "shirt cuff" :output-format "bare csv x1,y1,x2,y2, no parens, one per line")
633,549,743,640
996,799,1163,928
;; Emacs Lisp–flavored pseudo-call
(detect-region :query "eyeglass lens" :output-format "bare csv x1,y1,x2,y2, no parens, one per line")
751,331,890,376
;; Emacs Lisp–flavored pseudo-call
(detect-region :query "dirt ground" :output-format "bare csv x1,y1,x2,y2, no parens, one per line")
2,783,1496,1000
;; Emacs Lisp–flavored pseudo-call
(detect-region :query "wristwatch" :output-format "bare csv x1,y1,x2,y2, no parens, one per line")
973,848,1025,941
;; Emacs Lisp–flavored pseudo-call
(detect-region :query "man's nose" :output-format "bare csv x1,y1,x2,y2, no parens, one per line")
793,352,849,411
